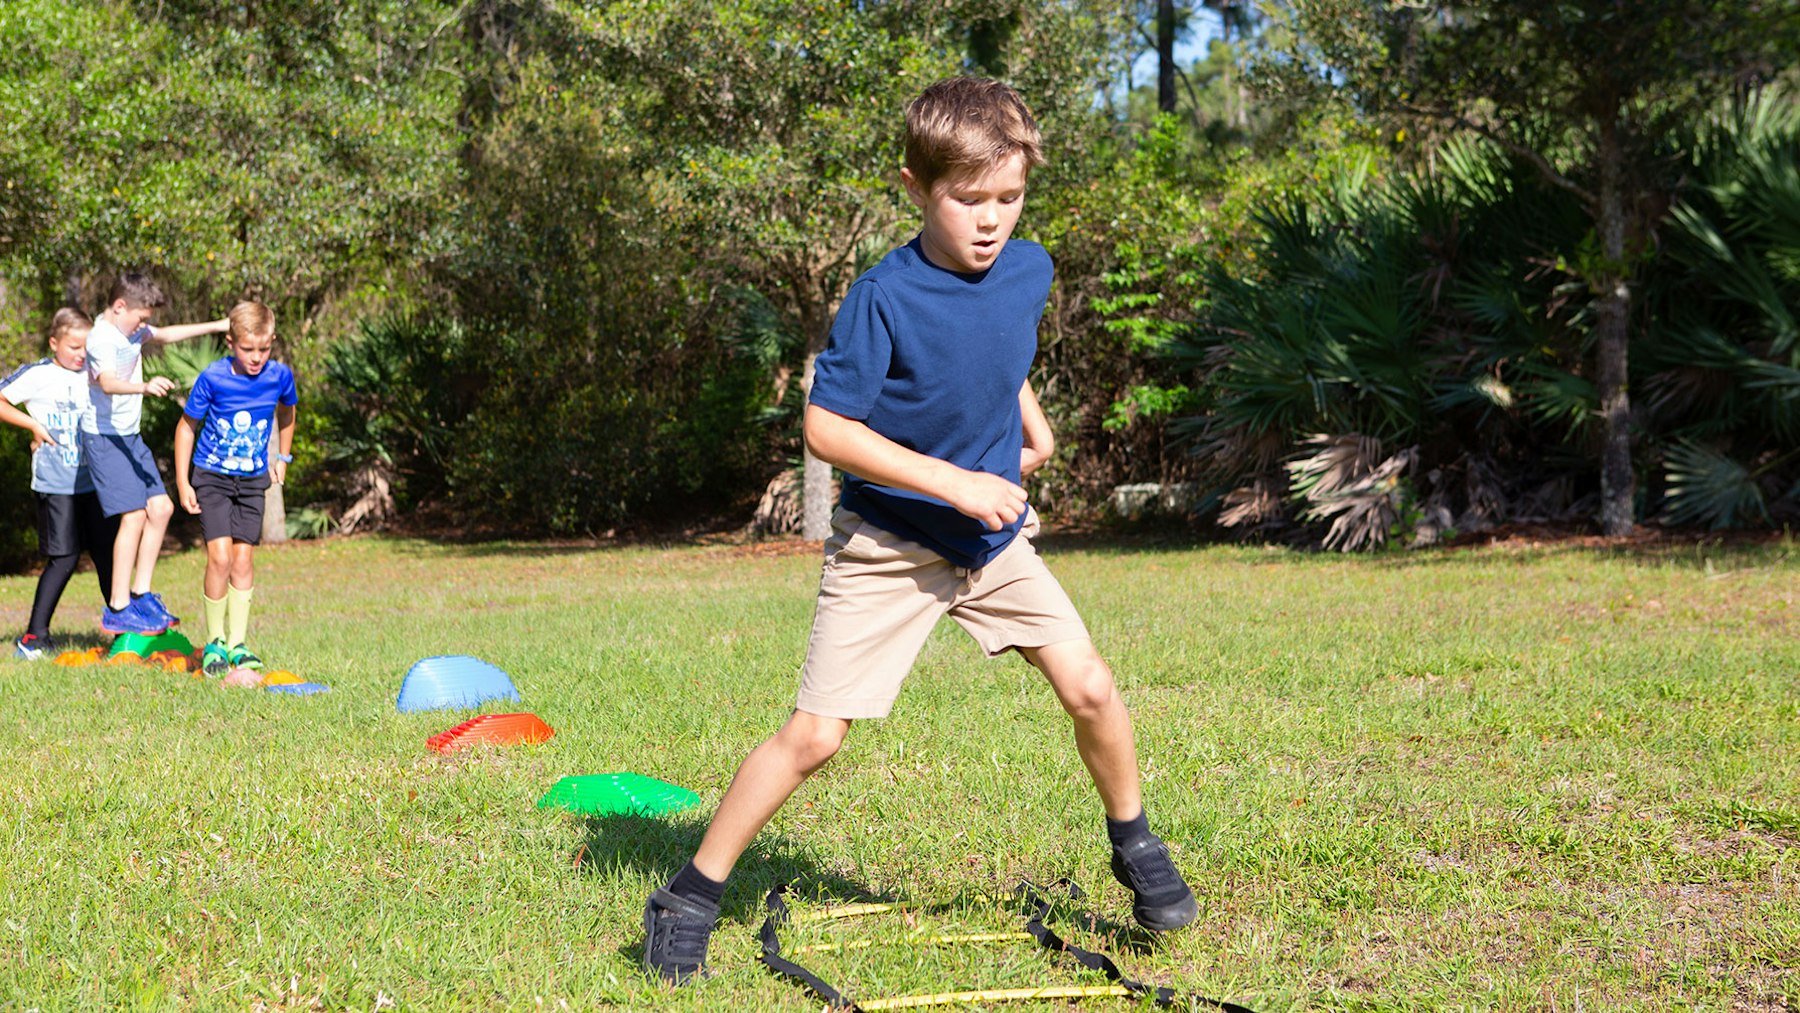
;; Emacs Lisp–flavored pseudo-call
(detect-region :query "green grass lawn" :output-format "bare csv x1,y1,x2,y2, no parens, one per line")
1,533,1796,1011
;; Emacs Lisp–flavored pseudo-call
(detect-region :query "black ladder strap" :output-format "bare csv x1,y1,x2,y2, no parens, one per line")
757,884,861,1011
1017,880,1259,1013
757,881,1260,1013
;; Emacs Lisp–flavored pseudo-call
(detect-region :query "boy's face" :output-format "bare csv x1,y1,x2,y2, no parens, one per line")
902,151,1028,275
230,330,275,376
111,299,155,333
49,328,90,372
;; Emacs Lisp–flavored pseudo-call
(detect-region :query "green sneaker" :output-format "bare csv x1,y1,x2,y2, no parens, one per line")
227,643,264,672
201,639,232,679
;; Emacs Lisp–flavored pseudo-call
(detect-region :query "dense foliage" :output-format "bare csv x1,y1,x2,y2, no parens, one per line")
0,0,1795,564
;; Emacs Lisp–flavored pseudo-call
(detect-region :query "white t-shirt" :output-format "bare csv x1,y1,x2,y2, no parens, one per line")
1,358,94,494
84,317,152,435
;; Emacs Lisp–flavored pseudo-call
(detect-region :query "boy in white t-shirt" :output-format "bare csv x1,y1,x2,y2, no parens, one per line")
0,309,118,657
82,273,228,636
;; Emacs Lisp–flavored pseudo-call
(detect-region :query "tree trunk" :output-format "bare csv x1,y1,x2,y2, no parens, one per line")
1594,121,1635,537
799,294,842,541
800,349,833,540
1157,0,1177,114
261,480,289,545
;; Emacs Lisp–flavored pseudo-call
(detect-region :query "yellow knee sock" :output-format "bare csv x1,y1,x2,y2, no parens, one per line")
226,584,253,648
203,593,227,645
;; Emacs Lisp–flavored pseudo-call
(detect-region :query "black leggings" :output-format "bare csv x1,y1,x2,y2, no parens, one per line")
27,551,115,640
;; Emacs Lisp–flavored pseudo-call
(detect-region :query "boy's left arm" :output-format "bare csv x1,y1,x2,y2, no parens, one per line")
148,318,229,344
1019,380,1054,479
271,403,296,484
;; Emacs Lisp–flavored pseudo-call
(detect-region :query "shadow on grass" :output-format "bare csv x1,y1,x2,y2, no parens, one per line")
580,812,892,972
575,813,888,923
58,630,118,652
1040,523,1795,572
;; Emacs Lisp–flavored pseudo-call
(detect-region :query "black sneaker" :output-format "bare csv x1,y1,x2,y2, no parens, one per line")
1111,834,1198,932
642,887,719,985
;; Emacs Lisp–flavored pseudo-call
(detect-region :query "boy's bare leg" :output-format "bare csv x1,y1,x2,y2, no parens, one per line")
691,709,851,881
204,539,232,600
230,543,255,591
1020,638,1143,820
1021,637,1195,932
108,509,146,608
130,495,175,595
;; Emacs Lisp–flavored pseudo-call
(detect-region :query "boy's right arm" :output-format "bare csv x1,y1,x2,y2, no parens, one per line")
95,370,175,397
0,396,53,450
803,404,1026,532
148,319,229,344
173,415,201,514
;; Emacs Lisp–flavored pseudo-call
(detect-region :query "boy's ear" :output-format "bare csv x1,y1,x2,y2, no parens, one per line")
899,167,928,211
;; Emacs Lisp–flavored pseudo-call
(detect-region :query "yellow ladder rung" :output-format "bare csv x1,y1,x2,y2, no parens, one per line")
858,984,1135,1010
794,931,1034,955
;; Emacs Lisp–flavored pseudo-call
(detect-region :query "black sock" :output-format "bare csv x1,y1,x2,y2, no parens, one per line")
667,860,726,908
1106,810,1151,848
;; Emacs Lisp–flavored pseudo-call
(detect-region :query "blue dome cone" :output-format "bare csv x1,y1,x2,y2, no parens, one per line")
397,655,520,713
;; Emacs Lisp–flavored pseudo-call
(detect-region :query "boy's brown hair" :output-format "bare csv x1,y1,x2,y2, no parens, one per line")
108,272,167,310
903,77,1043,194
226,300,275,342
47,307,93,343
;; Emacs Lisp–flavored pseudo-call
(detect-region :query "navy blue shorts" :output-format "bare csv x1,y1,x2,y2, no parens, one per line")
83,432,167,516
193,469,270,544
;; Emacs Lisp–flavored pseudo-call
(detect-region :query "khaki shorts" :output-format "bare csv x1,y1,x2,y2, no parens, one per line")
795,507,1090,719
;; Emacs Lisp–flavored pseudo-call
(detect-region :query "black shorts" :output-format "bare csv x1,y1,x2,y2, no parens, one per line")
193,470,271,545
36,490,117,558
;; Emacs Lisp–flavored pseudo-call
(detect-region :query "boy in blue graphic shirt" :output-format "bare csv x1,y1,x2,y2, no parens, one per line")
0,308,118,658
173,301,297,677
640,78,1196,985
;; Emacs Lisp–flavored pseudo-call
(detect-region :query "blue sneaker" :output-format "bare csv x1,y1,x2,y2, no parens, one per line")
135,592,180,628
14,633,52,660
101,598,166,636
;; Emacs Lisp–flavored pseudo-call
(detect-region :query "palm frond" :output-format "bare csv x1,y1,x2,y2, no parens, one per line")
1285,434,1418,551
1661,440,1769,529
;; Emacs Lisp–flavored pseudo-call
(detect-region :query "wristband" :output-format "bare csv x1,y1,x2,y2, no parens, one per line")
274,452,293,463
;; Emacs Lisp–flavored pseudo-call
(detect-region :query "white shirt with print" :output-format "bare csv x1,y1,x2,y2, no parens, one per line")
1,358,94,493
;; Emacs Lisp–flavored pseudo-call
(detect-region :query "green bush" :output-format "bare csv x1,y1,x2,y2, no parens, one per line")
313,308,780,535
0,422,37,572
1158,95,1800,547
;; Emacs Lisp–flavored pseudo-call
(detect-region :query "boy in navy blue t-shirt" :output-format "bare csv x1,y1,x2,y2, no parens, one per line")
172,301,297,678
642,77,1196,985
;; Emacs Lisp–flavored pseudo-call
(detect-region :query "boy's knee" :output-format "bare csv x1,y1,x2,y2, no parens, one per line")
206,542,232,567
145,497,174,523
782,713,850,773
1055,656,1118,720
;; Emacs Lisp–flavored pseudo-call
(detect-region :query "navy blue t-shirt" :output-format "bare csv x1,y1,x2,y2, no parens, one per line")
810,236,1052,568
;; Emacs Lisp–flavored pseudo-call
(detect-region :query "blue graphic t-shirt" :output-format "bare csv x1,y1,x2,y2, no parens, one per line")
1,358,94,494
810,236,1052,569
184,357,298,477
